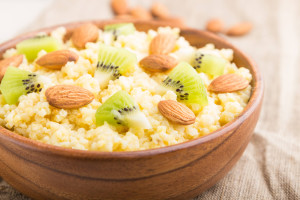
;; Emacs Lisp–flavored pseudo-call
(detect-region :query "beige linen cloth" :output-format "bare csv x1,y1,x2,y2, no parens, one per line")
0,0,299,199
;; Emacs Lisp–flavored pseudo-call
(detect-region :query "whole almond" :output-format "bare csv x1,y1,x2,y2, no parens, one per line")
208,74,249,93
63,30,73,43
206,18,224,33
149,33,177,55
139,54,178,72
0,55,23,81
111,0,128,15
36,50,79,70
226,22,253,36
46,85,94,109
71,23,99,48
158,100,196,125
130,7,153,20
157,17,186,28
115,14,134,20
151,2,170,19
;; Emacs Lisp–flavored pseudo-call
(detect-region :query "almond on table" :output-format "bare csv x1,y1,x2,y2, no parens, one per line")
226,22,253,36
206,18,224,33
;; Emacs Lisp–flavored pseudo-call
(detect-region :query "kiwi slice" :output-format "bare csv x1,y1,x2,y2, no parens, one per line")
192,52,226,76
16,36,61,61
104,23,136,39
161,62,208,106
0,66,43,104
95,44,137,89
95,91,151,129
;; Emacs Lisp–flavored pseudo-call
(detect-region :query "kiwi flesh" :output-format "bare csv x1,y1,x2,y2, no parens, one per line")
0,67,43,105
95,91,151,129
161,62,208,106
192,52,226,76
16,36,61,62
95,44,137,89
104,23,136,39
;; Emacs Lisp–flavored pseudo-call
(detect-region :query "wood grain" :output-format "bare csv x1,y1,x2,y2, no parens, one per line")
0,20,263,200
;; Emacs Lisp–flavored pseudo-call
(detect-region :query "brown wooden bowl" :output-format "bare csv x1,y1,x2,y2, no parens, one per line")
0,20,263,200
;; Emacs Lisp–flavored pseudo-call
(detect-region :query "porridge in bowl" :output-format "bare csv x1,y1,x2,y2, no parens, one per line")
0,23,252,152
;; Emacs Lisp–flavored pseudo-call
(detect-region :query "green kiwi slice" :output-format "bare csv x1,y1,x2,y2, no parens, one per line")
161,62,208,106
95,91,151,129
95,44,137,89
192,52,227,76
104,23,136,39
0,67,43,104
16,36,61,61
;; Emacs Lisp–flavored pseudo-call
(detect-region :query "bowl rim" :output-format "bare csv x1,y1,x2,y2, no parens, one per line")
0,19,263,159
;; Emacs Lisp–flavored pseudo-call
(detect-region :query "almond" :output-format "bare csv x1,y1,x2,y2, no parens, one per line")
149,33,177,55
157,17,186,28
46,85,94,109
63,30,73,43
151,2,170,19
139,54,178,72
206,18,224,33
111,0,128,15
226,22,253,36
36,50,79,70
130,7,153,20
114,14,134,20
0,55,23,81
158,100,196,125
71,23,99,48
208,74,249,93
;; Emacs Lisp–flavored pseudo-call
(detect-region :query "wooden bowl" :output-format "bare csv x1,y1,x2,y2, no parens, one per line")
0,20,263,200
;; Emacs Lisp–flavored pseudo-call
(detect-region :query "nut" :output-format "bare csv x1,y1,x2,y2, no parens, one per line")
157,17,186,28
151,2,170,19
0,55,23,81
226,22,253,36
71,23,99,48
139,54,178,72
158,100,196,125
111,0,128,15
130,7,153,20
36,50,79,70
46,85,94,109
149,33,177,55
208,74,249,93
206,18,224,33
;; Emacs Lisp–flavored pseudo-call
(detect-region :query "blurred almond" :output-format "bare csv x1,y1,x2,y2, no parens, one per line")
149,33,177,55
139,54,178,72
226,22,253,36
208,74,249,93
71,23,99,48
206,18,224,33
130,7,153,20
0,55,23,81
151,2,170,19
111,0,128,15
158,100,196,125
46,85,94,109
63,31,73,43
114,14,134,20
36,50,79,70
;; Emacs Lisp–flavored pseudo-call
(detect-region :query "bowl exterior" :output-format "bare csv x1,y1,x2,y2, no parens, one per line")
0,20,263,200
